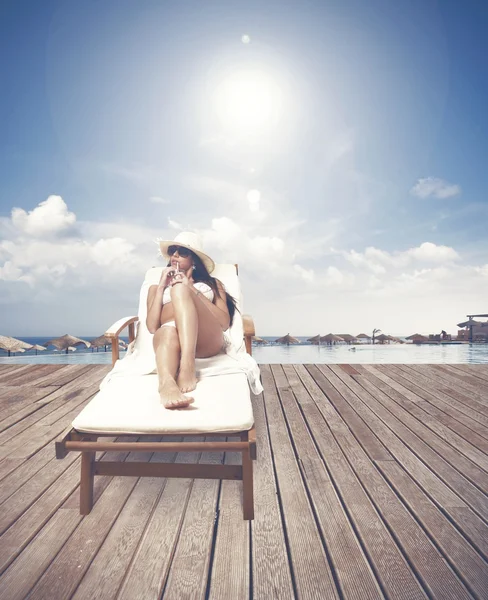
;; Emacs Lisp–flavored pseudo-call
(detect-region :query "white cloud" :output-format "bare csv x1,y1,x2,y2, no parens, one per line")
1,193,485,337
341,242,459,274
405,242,460,263
90,238,136,267
293,264,314,282
149,196,170,204
168,218,183,230
410,177,461,199
11,195,76,237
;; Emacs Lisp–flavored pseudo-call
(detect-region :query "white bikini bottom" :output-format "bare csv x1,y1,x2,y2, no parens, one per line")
160,320,176,328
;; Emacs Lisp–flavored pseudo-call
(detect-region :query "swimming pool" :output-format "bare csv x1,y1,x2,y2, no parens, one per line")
1,343,487,364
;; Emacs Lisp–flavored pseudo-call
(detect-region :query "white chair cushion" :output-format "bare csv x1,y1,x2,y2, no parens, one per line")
72,372,253,435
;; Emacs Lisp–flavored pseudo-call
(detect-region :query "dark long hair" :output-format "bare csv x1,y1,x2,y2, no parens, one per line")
166,252,239,326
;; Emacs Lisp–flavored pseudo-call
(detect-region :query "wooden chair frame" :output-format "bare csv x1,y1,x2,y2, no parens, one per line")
55,272,258,520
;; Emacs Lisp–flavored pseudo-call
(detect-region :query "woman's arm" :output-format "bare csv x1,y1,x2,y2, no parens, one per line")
146,284,164,333
192,279,230,330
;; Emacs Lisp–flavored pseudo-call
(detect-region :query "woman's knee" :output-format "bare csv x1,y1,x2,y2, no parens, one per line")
153,326,180,350
170,283,192,301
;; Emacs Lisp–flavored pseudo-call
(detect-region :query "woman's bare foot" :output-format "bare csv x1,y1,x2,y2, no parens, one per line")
159,378,194,409
177,363,197,393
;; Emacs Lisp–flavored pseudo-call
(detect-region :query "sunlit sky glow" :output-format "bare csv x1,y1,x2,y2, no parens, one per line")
0,0,487,337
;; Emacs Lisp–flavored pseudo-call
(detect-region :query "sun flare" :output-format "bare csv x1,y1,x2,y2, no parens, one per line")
212,69,284,136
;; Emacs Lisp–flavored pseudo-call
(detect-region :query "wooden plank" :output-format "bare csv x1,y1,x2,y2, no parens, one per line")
377,366,488,469
162,438,225,600
33,364,96,387
325,365,488,557
0,382,100,443
3,364,64,387
208,440,250,600
67,441,179,600
352,365,488,497
0,508,83,600
453,364,488,384
43,364,110,389
309,364,475,599
0,458,82,574
0,387,61,425
25,448,155,600
296,365,427,600
328,364,488,510
376,460,488,598
402,365,488,424
2,397,97,461
430,364,488,396
380,365,488,428
276,364,383,599
117,442,205,600
261,365,341,600
0,365,39,384
401,368,488,443
0,447,81,536
247,388,295,600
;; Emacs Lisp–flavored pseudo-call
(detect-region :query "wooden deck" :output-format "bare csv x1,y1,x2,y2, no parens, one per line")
0,363,487,599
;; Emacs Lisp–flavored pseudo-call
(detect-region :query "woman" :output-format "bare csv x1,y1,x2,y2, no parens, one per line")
146,232,237,409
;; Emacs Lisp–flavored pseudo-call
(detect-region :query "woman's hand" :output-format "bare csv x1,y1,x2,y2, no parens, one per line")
170,266,194,287
157,266,176,291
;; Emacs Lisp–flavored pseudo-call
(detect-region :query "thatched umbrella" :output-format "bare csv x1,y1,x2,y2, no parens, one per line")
408,334,429,343
275,334,300,345
252,336,268,345
89,335,114,352
376,333,391,344
336,333,357,344
320,333,344,345
307,334,322,345
31,344,47,355
356,333,371,339
44,334,91,354
0,335,33,356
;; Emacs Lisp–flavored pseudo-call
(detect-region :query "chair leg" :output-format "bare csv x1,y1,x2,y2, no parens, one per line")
242,446,254,520
80,450,95,515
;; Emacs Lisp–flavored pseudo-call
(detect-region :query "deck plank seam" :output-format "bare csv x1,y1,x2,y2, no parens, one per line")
158,472,199,598
298,364,416,600
96,439,178,600
327,367,488,560
385,366,488,432
63,436,167,599
203,477,223,600
325,367,488,589
114,440,195,600
359,367,488,479
352,373,488,505
400,366,488,433
347,372,488,509
271,364,346,600
259,370,299,600
309,364,469,600
373,458,487,598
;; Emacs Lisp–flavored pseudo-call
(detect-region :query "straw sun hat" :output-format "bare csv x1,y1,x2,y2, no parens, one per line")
156,232,215,273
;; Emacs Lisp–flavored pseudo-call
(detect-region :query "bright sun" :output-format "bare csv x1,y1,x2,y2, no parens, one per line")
212,69,284,136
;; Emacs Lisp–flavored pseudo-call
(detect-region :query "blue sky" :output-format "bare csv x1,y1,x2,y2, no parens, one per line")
0,0,487,336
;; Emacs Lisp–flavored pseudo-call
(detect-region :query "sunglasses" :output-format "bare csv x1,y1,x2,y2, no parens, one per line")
168,245,192,258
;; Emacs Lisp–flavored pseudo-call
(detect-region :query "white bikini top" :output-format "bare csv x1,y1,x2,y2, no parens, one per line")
162,281,214,305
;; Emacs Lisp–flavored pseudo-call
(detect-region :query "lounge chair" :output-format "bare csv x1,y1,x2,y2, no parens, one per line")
55,264,260,520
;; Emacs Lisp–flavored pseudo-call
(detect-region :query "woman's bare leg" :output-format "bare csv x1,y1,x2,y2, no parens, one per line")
170,283,224,392
153,326,194,408
170,284,198,393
